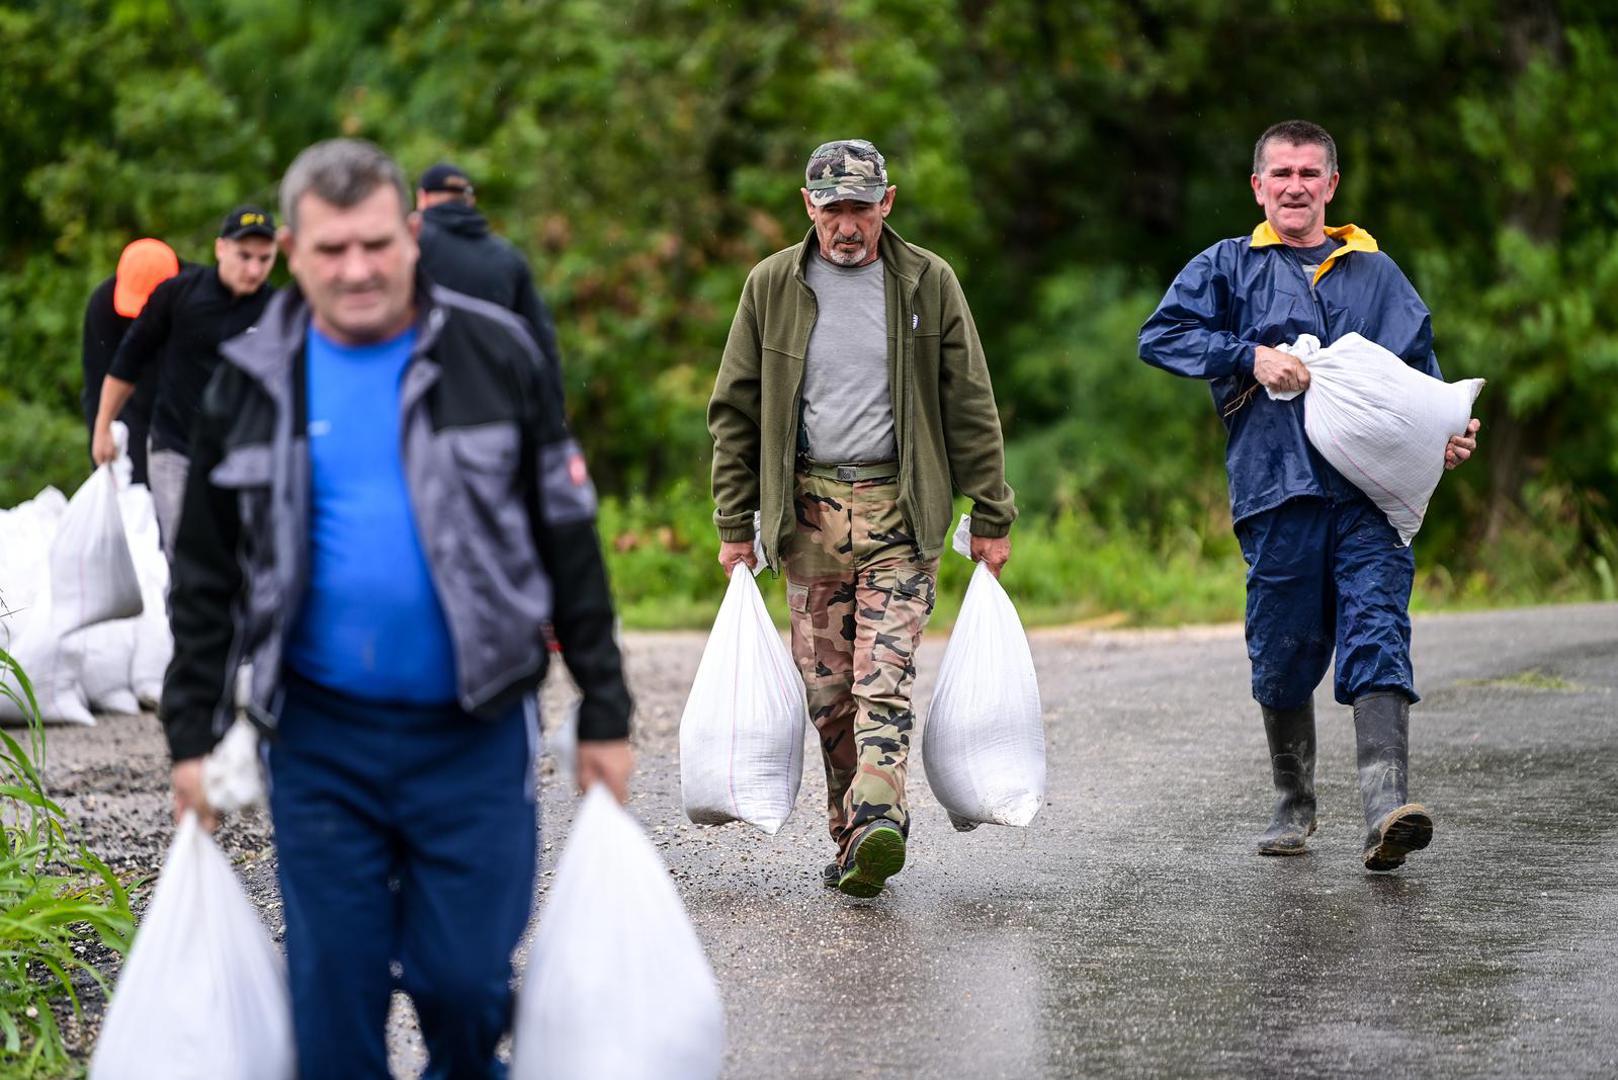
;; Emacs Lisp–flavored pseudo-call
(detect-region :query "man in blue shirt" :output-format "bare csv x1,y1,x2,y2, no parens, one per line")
163,139,633,1076
1139,120,1480,873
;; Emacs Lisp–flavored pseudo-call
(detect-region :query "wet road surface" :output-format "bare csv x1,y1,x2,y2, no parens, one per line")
589,602,1618,1079
47,602,1618,1077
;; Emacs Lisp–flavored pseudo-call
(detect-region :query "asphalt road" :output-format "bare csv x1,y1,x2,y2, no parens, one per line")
46,601,1618,1077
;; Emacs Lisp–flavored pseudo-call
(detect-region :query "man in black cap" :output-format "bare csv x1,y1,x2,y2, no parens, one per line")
92,206,278,558
415,163,563,378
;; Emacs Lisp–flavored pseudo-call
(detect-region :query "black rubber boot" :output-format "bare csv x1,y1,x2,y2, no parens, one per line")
1354,691,1434,872
1257,701,1318,855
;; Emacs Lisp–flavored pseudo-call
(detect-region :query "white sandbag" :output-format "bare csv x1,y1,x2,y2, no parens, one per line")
91,812,294,1080
511,786,724,1080
121,484,172,707
922,519,1045,831
0,591,94,726
78,620,141,714
678,568,806,834
0,486,67,615
50,463,142,635
1270,333,1484,545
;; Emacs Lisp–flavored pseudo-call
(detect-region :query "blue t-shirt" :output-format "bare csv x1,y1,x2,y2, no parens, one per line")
285,324,458,704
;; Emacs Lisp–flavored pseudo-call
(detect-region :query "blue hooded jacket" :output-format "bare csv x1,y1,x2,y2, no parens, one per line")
1139,221,1440,525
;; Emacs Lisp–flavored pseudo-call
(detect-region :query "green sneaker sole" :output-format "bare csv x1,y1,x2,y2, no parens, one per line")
838,826,906,898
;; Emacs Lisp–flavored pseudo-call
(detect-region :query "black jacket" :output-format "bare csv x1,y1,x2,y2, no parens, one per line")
81,275,160,484
108,265,275,455
418,203,563,379
161,271,631,761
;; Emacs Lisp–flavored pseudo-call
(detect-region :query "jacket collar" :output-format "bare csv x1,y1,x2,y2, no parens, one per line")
1250,219,1378,252
793,223,928,288
220,267,449,389
1250,221,1378,284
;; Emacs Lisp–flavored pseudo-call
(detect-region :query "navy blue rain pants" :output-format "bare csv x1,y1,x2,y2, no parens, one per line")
1234,494,1418,711
268,676,538,1080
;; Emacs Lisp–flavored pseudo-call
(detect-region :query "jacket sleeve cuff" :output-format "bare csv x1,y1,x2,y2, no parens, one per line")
716,519,755,543
968,514,1013,539
576,695,632,741
1238,344,1258,378
165,720,219,763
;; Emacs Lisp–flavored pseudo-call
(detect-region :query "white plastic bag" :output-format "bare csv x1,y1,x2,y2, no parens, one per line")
121,482,173,707
1270,333,1485,545
77,620,141,714
678,568,806,834
50,463,142,635
91,812,295,1080
922,518,1045,830
203,717,267,814
511,786,724,1080
0,588,94,726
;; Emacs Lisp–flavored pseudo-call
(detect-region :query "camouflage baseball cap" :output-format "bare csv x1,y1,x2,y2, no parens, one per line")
804,139,889,206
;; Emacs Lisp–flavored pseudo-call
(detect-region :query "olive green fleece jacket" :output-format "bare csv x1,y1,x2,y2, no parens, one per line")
708,225,1016,568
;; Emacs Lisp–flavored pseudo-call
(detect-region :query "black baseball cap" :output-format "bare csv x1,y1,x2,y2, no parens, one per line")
418,163,474,195
219,205,276,240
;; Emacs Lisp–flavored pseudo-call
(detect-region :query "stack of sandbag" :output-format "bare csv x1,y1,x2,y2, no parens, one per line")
0,428,162,724
922,516,1046,832
512,786,725,1080
1271,332,1485,545
90,811,295,1080
679,566,806,834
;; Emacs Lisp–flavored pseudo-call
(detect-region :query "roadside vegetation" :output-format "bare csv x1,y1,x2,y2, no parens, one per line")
0,649,133,1078
3,3,1615,632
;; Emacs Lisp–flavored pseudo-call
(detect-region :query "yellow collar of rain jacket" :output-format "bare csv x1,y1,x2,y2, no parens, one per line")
1250,221,1378,284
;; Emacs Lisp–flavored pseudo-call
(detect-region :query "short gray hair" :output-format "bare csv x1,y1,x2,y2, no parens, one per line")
1253,120,1338,176
279,138,409,232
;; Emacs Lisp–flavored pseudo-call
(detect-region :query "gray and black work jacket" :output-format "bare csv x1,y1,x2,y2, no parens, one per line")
160,271,632,761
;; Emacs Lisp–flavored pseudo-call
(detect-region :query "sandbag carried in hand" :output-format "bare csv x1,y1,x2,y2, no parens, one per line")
91,812,294,1080
511,786,725,1080
50,462,142,635
679,568,806,834
1270,333,1484,545
923,523,1045,831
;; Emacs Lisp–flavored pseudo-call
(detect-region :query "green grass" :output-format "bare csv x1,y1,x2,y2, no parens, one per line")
0,648,134,1077
601,491,1614,633
1458,669,1582,693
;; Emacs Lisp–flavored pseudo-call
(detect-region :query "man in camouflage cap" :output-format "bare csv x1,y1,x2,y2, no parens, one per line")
709,138,1017,898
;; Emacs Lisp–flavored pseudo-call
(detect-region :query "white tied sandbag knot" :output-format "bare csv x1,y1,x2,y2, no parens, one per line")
922,516,1046,830
204,717,267,814
512,786,725,1080
679,567,806,833
1264,332,1484,545
90,812,295,1080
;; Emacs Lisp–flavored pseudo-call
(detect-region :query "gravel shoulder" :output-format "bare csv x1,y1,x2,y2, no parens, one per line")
34,601,1618,1077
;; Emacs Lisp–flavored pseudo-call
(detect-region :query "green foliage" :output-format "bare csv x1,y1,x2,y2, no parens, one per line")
0,402,88,511
0,650,134,1074
1,0,1614,613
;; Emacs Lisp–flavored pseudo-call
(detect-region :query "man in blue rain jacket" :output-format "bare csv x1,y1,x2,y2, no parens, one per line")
1139,120,1480,873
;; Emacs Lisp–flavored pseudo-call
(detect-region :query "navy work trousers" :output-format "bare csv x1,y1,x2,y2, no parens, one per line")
1234,495,1417,711
268,676,538,1079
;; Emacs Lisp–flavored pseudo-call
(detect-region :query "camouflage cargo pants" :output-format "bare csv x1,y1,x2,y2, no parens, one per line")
781,472,938,862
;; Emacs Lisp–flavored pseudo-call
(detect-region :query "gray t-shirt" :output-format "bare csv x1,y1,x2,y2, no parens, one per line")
801,253,896,464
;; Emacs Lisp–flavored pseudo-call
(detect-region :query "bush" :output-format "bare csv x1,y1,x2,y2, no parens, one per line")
0,400,86,510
